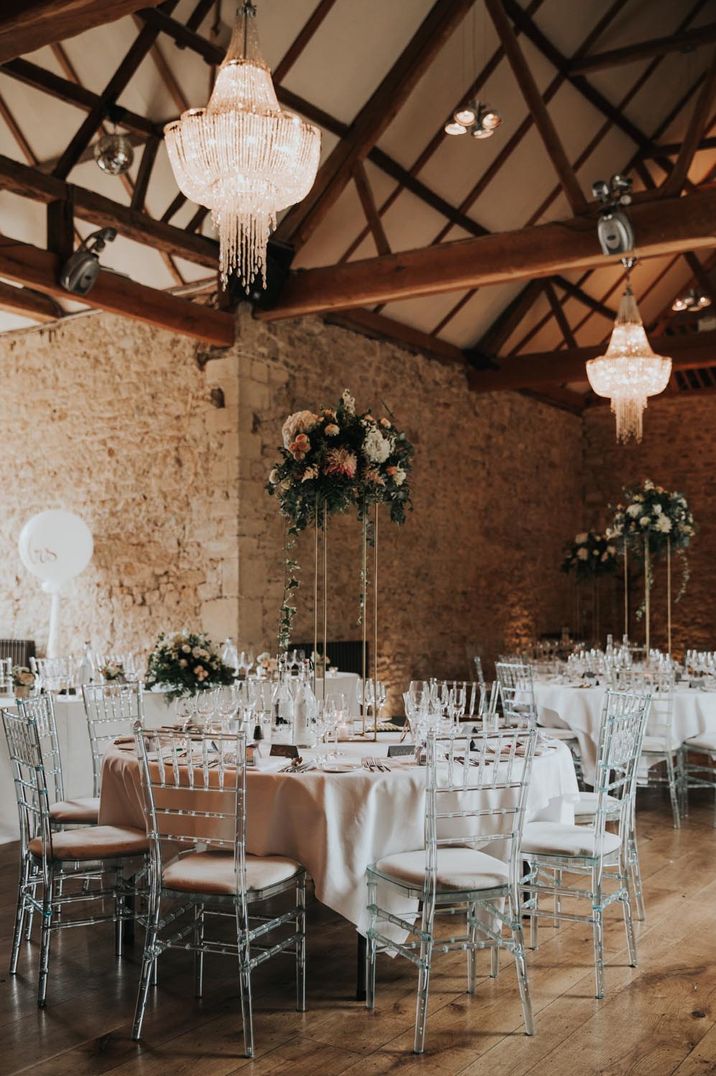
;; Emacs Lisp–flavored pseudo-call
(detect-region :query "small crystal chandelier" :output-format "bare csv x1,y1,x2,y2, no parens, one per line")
94,127,134,175
444,99,502,139
587,264,672,444
672,288,711,313
164,1,321,288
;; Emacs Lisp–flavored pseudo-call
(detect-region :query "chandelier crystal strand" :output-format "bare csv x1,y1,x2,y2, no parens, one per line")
586,281,671,443
164,2,320,288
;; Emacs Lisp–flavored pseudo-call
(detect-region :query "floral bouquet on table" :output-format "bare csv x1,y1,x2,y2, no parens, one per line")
609,479,696,604
99,661,125,683
256,651,279,679
12,666,35,699
561,530,618,580
145,630,236,699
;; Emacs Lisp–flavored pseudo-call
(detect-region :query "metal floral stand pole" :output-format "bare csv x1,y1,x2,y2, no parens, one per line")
623,537,629,638
372,503,379,739
312,498,328,702
644,534,650,656
322,502,328,704
667,536,672,656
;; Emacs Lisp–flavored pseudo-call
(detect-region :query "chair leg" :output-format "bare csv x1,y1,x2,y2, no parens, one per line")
114,868,125,958
413,938,433,1055
490,944,499,979
467,901,478,994
295,877,306,1013
132,929,158,1040
666,755,681,828
193,904,205,998
591,871,604,1000
628,830,646,922
25,877,37,941
554,868,562,928
510,897,534,1036
621,875,637,968
10,856,31,975
529,871,539,950
239,947,255,1059
677,749,688,819
37,867,54,1008
365,879,377,1011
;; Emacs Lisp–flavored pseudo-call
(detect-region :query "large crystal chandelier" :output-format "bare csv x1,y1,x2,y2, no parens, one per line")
586,278,671,443
164,2,321,288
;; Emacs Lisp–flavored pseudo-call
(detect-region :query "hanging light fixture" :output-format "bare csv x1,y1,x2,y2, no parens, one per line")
164,1,321,288
94,127,134,175
444,99,502,139
586,263,672,443
672,288,711,313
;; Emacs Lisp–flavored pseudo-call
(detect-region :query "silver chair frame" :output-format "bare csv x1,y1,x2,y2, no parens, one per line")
366,726,537,1053
82,682,144,796
132,723,307,1058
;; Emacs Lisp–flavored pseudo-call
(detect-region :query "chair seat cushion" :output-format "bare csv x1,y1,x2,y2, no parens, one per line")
683,733,716,754
641,734,682,754
162,851,303,895
29,825,148,861
573,791,621,818
522,821,621,858
50,797,100,824
373,848,509,892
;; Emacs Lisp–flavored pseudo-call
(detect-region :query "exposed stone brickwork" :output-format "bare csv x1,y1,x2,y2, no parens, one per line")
0,304,582,706
583,395,716,655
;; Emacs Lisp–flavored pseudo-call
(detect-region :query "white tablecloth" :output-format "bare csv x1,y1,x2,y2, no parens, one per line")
99,736,578,935
534,680,716,784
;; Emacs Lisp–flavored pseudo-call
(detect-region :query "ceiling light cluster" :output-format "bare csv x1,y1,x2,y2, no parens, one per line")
672,288,711,313
444,99,502,139
94,128,134,176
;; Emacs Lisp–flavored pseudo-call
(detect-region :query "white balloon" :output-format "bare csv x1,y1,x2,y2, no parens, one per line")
18,510,93,590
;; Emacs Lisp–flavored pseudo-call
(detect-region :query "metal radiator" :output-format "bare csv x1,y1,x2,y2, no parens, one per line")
292,639,367,676
0,639,36,667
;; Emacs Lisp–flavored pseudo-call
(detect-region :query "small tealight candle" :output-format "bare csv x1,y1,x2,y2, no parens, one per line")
337,721,352,742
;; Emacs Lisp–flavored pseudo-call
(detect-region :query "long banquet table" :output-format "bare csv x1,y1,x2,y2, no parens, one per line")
535,679,716,785
99,736,579,936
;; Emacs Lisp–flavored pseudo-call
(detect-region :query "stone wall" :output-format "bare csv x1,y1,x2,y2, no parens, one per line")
0,304,582,700
583,395,716,655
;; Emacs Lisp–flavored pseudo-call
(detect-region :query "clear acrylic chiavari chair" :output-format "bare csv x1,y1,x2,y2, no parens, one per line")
521,689,652,998
496,660,584,781
365,725,538,1053
638,668,682,827
82,682,144,797
0,655,13,694
131,725,307,1058
2,705,148,1007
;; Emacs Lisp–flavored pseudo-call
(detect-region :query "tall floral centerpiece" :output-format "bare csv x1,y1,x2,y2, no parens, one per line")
609,480,695,653
267,390,413,735
146,630,236,700
561,530,618,643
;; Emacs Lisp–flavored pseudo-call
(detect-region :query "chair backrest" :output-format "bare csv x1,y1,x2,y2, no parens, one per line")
134,725,246,897
1,706,52,856
594,689,652,846
82,683,144,796
644,668,675,748
16,694,65,805
473,656,485,689
495,661,537,726
423,726,537,902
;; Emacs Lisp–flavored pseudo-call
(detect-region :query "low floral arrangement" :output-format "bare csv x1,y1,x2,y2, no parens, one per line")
12,666,35,697
145,630,235,699
311,650,331,670
609,479,695,609
561,530,618,580
256,651,279,678
267,390,414,648
99,661,125,683
609,479,695,555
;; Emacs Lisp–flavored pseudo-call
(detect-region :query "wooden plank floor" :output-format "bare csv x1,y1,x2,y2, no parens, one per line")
1,788,716,1076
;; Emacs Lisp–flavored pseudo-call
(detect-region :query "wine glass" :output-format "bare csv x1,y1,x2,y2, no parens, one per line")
195,689,217,729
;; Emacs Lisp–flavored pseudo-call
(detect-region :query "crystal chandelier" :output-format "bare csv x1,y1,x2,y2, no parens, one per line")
164,1,321,288
586,277,671,444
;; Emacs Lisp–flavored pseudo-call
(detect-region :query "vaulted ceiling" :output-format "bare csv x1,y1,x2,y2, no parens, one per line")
0,0,715,411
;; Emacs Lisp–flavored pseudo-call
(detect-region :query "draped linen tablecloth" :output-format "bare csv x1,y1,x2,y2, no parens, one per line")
534,680,716,785
100,737,578,935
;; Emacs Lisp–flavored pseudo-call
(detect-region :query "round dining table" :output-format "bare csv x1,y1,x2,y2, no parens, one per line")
100,734,579,937
534,679,716,785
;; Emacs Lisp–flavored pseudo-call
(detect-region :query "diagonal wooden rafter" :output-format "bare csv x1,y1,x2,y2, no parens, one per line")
0,236,233,345
53,1,179,181
485,0,587,214
0,1,164,64
0,280,62,323
543,282,577,348
570,22,716,75
661,49,716,198
273,0,339,84
273,0,474,251
352,163,391,257
257,187,716,320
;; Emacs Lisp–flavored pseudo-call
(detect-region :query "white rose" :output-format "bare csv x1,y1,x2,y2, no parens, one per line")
652,503,662,514
393,467,406,486
639,516,650,527
655,515,672,533
363,427,391,463
626,504,642,517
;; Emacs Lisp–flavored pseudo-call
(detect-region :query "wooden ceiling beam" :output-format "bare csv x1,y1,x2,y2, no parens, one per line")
273,0,474,251
0,154,218,269
352,163,391,257
0,235,233,345
0,280,62,323
257,188,716,320
130,135,160,212
644,135,716,159
324,308,467,368
544,281,577,348
661,49,716,197
468,329,716,393
1,59,159,140
0,1,164,64
571,22,716,74
273,0,339,84
485,0,587,214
